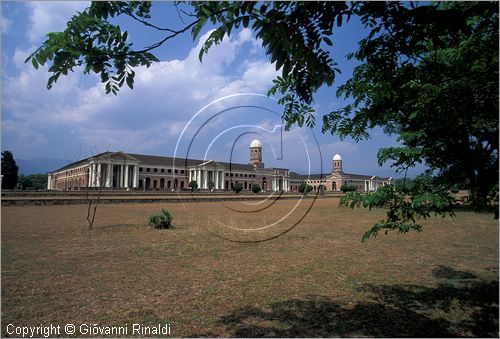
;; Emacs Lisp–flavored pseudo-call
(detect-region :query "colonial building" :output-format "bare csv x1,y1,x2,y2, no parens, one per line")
47,140,290,192
289,153,393,192
47,141,391,192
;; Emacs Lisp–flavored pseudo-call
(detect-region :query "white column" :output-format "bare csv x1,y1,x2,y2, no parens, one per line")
106,164,112,188
88,164,94,187
92,163,97,187
97,163,102,187
221,171,225,189
124,165,129,188
47,173,52,190
118,165,122,187
133,165,139,188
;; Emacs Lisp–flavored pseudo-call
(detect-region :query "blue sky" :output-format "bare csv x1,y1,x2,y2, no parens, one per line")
1,2,426,177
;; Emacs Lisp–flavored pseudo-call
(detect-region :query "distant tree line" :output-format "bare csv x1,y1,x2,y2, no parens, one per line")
2,150,48,190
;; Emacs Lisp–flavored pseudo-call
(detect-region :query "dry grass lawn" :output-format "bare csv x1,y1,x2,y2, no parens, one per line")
2,198,498,337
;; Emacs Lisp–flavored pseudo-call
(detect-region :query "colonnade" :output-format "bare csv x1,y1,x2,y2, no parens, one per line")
270,176,289,192
88,161,139,188
188,168,225,190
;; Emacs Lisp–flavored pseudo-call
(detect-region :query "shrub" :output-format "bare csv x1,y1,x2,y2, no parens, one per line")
148,209,173,229
233,182,243,193
298,183,313,194
188,180,198,190
251,184,261,193
208,181,215,191
340,184,357,193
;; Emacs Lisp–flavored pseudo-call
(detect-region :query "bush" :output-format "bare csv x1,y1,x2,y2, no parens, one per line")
233,182,243,193
188,180,198,190
298,183,313,194
208,181,215,191
340,184,357,193
251,184,261,193
148,209,173,229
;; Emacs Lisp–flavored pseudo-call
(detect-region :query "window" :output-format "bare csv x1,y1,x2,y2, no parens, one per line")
181,170,184,174
161,169,165,173
146,168,151,172
225,173,228,176
245,174,247,177
168,169,172,173
154,168,158,173
230,173,233,177
139,167,143,172
175,169,178,174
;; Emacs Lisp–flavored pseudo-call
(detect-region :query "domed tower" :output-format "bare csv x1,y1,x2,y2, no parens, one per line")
333,154,343,173
249,139,263,168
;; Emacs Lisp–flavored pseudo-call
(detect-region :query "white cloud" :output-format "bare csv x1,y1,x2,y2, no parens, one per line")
1,14,12,34
3,13,280,160
27,1,88,44
2,120,48,152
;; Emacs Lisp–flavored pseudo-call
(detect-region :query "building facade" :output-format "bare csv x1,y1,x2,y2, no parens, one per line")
289,153,393,192
47,141,391,192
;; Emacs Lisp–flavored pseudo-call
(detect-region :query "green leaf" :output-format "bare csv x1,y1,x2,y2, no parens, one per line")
31,58,39,70
126,74,133,89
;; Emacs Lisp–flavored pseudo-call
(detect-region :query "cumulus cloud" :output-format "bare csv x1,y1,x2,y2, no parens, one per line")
1,14,12,34
2,120,48,154
26,1,89,44
2,11,281,159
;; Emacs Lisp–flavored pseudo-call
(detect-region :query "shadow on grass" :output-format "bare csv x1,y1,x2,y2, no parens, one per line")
196,267,498,337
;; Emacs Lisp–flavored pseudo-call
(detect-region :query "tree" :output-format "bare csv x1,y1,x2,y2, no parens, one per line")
340,171,456,241
298,183,313,195
29,173,49,190
26,1,498,239
340,184,357,193
233,182,243,194
18,175,33,190
18,173,48,190
251,184,261,194
188,180,198,190
1,151,19,189
207,181,215,191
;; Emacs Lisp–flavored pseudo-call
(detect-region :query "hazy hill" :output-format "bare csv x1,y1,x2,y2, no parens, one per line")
16,158,70,175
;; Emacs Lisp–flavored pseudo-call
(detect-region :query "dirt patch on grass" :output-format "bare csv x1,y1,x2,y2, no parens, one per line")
2,199,498,337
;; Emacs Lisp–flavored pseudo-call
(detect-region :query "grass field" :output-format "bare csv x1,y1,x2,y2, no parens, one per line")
2,198,498,337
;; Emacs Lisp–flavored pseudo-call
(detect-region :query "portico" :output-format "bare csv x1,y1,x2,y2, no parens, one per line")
188,160,225,190
88,152,140,189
